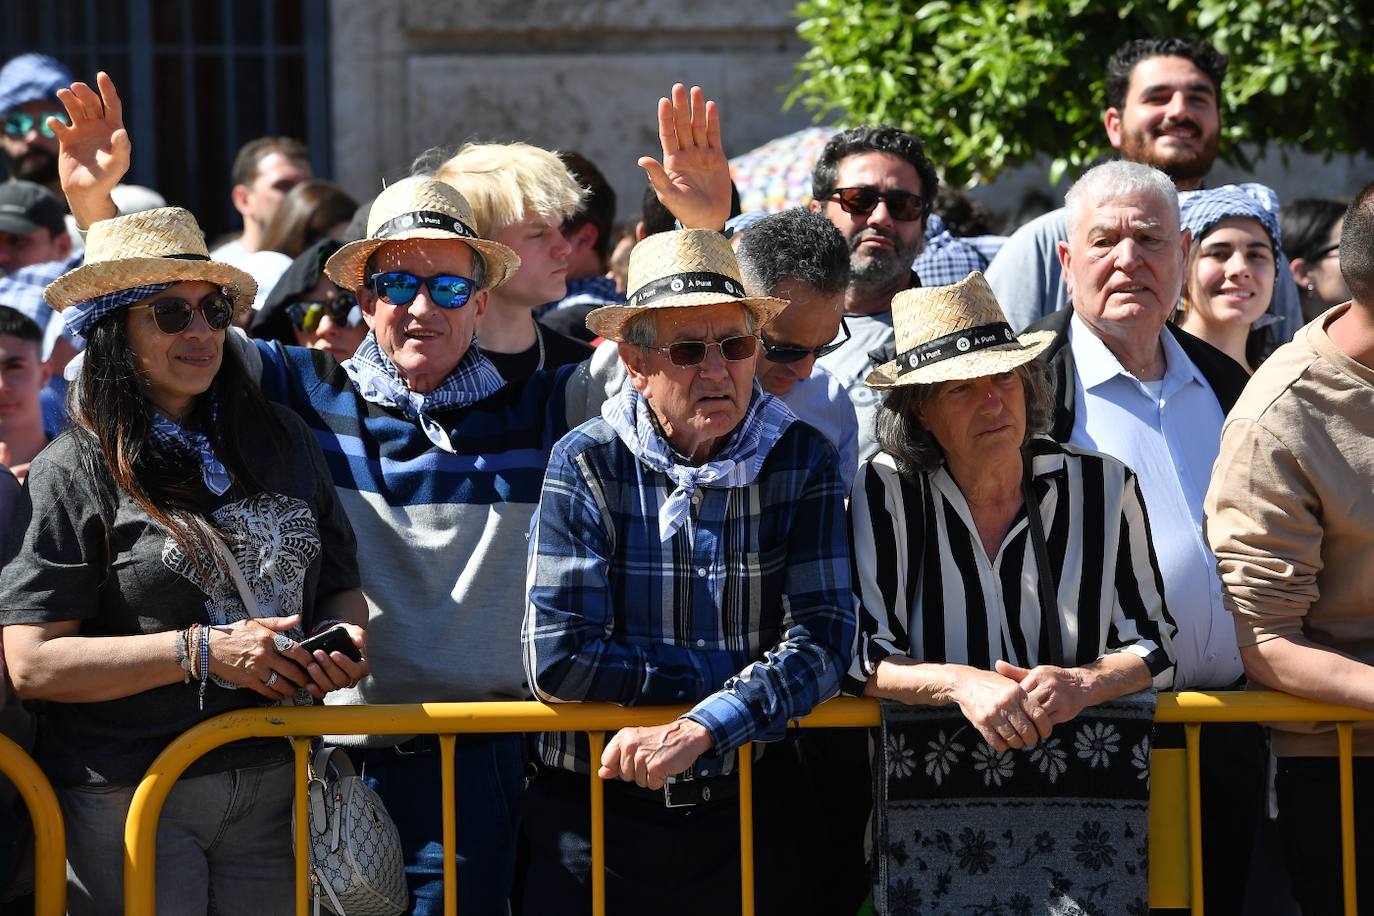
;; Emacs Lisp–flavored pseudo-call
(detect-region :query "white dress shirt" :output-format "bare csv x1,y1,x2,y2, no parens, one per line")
1067,313,1241,689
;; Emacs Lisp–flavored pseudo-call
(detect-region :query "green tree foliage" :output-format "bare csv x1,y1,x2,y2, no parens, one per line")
789,0,1374,186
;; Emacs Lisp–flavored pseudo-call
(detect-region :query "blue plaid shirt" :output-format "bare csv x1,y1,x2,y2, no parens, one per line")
914,213,993,287
0,253,82,354
523,393,854,777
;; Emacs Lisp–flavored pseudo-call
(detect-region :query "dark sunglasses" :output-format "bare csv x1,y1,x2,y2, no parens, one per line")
4,110,68,139
760,317,852,364
286,292,361,332
130,292,235,334
824,186,927,222
1309,242,1340,261
650,334,758,368
368,271,476,309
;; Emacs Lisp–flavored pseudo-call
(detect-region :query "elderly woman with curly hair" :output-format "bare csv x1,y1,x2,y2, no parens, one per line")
844,271,1177,751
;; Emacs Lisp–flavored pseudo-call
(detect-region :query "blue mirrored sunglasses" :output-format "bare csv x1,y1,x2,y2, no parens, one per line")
368,271,476,309
4,110,68,139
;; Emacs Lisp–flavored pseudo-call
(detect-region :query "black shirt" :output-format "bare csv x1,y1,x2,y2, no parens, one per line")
0,405,359,786
482,321,592,383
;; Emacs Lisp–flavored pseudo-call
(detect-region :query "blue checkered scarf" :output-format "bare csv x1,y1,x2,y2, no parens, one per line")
601,381,796,542
1178,183,1282,250
147,402,232,496
341,331,507,453
61,282,175,340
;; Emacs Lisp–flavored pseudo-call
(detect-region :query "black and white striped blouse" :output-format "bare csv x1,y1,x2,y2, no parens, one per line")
844,436,1177,694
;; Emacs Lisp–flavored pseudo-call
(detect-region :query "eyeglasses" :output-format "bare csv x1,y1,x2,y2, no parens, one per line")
824,186,927,222
286,292,361,332
130,292,235,334
3,110,68,139
649,334,758,367
368,271,476,309
1310,243,1340,261
760,317,852,364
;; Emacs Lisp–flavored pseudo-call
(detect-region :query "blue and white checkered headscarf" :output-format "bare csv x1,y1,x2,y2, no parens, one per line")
147,403,233,496
0,54,73,113
61,282,175,341
1178,184,1282,251
602,381,796,542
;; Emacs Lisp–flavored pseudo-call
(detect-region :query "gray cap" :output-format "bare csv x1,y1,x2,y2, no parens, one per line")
0,180,66,236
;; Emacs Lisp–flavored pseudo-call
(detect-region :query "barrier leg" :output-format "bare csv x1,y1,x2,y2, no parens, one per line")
588,732,606,916
293,739,311,916
1338,724,1357,916
1185,723,1203,916
0,734,66,916
441,734,458,916
738,747,754,916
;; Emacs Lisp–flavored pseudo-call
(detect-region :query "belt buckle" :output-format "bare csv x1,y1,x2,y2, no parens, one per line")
663,779,701,808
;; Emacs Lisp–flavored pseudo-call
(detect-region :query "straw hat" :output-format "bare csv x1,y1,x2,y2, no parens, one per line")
45,207,256,314
324,177,519,293
586,229,788,342
865,271,1054,388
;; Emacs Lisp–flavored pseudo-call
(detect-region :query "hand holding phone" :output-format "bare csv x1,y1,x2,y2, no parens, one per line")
298,624,363,662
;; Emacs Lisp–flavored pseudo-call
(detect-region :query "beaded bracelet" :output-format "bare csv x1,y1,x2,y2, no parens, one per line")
197,626,211,710
187,624,202,679
173,629,192,683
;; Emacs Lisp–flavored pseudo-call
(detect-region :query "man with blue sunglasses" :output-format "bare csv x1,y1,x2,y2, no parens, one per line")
59,69,582,915
0,53,74,194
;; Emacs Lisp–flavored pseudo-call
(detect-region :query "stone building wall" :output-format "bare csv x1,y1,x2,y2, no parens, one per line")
328,0,817,221
328,1,1371,227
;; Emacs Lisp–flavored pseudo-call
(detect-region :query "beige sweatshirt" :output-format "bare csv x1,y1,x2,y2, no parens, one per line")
1205,305,1374,756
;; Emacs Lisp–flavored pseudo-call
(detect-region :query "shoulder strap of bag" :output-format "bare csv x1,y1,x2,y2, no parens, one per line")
1022,449,1064,668
193,517,264,618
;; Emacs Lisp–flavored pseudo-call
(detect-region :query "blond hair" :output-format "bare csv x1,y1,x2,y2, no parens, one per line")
434,142,586,236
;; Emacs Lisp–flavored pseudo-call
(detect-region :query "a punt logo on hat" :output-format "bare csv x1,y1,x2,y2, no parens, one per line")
864,271,1056,389
374,209,477,241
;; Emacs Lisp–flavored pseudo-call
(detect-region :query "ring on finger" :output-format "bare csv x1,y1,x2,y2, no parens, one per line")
264,671,280,688
272,633,295,653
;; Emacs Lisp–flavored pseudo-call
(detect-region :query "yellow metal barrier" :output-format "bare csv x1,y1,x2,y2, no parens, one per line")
122,693,1374,915
0,732,65,916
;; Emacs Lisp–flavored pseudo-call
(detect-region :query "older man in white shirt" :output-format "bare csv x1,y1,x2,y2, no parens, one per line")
1024,159,1260,916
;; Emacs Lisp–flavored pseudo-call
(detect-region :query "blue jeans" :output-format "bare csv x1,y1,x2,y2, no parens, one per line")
58,759,295,916
354,734,523,916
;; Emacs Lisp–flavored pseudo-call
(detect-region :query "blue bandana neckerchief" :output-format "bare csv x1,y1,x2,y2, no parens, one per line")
147,402,233,496
601,381,795,542
62,282,176,341
341,331,507,453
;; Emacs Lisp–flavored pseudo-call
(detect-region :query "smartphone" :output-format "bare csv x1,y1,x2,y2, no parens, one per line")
297,625,363,662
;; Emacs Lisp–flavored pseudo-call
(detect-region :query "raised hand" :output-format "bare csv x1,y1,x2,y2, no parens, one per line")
638,83,732,231
52,71,127,227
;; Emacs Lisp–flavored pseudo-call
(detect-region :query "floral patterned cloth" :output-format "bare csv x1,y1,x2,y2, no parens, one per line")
876,691,1156,915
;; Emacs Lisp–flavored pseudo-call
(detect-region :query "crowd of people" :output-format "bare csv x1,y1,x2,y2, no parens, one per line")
0,31,1368,916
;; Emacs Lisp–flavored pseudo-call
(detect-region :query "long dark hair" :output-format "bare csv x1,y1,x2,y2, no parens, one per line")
70,307,287,567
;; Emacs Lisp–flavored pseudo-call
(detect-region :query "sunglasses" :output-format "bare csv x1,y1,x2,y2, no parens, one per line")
368,271,476,309
824,186,927,222
4,110,68,139
650,334,758,368
130,292,235,334
760,317,852,364
1310,242,1341,261
286,292,361,332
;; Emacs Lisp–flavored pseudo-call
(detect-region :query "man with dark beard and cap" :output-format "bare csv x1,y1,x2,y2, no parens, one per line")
0,54,72,195
807,125,939,461
986,36,1303,346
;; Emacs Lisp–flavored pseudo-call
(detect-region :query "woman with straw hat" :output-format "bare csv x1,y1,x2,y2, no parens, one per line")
0,203,369,914
844,272,1178,910
846,270,1177,720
